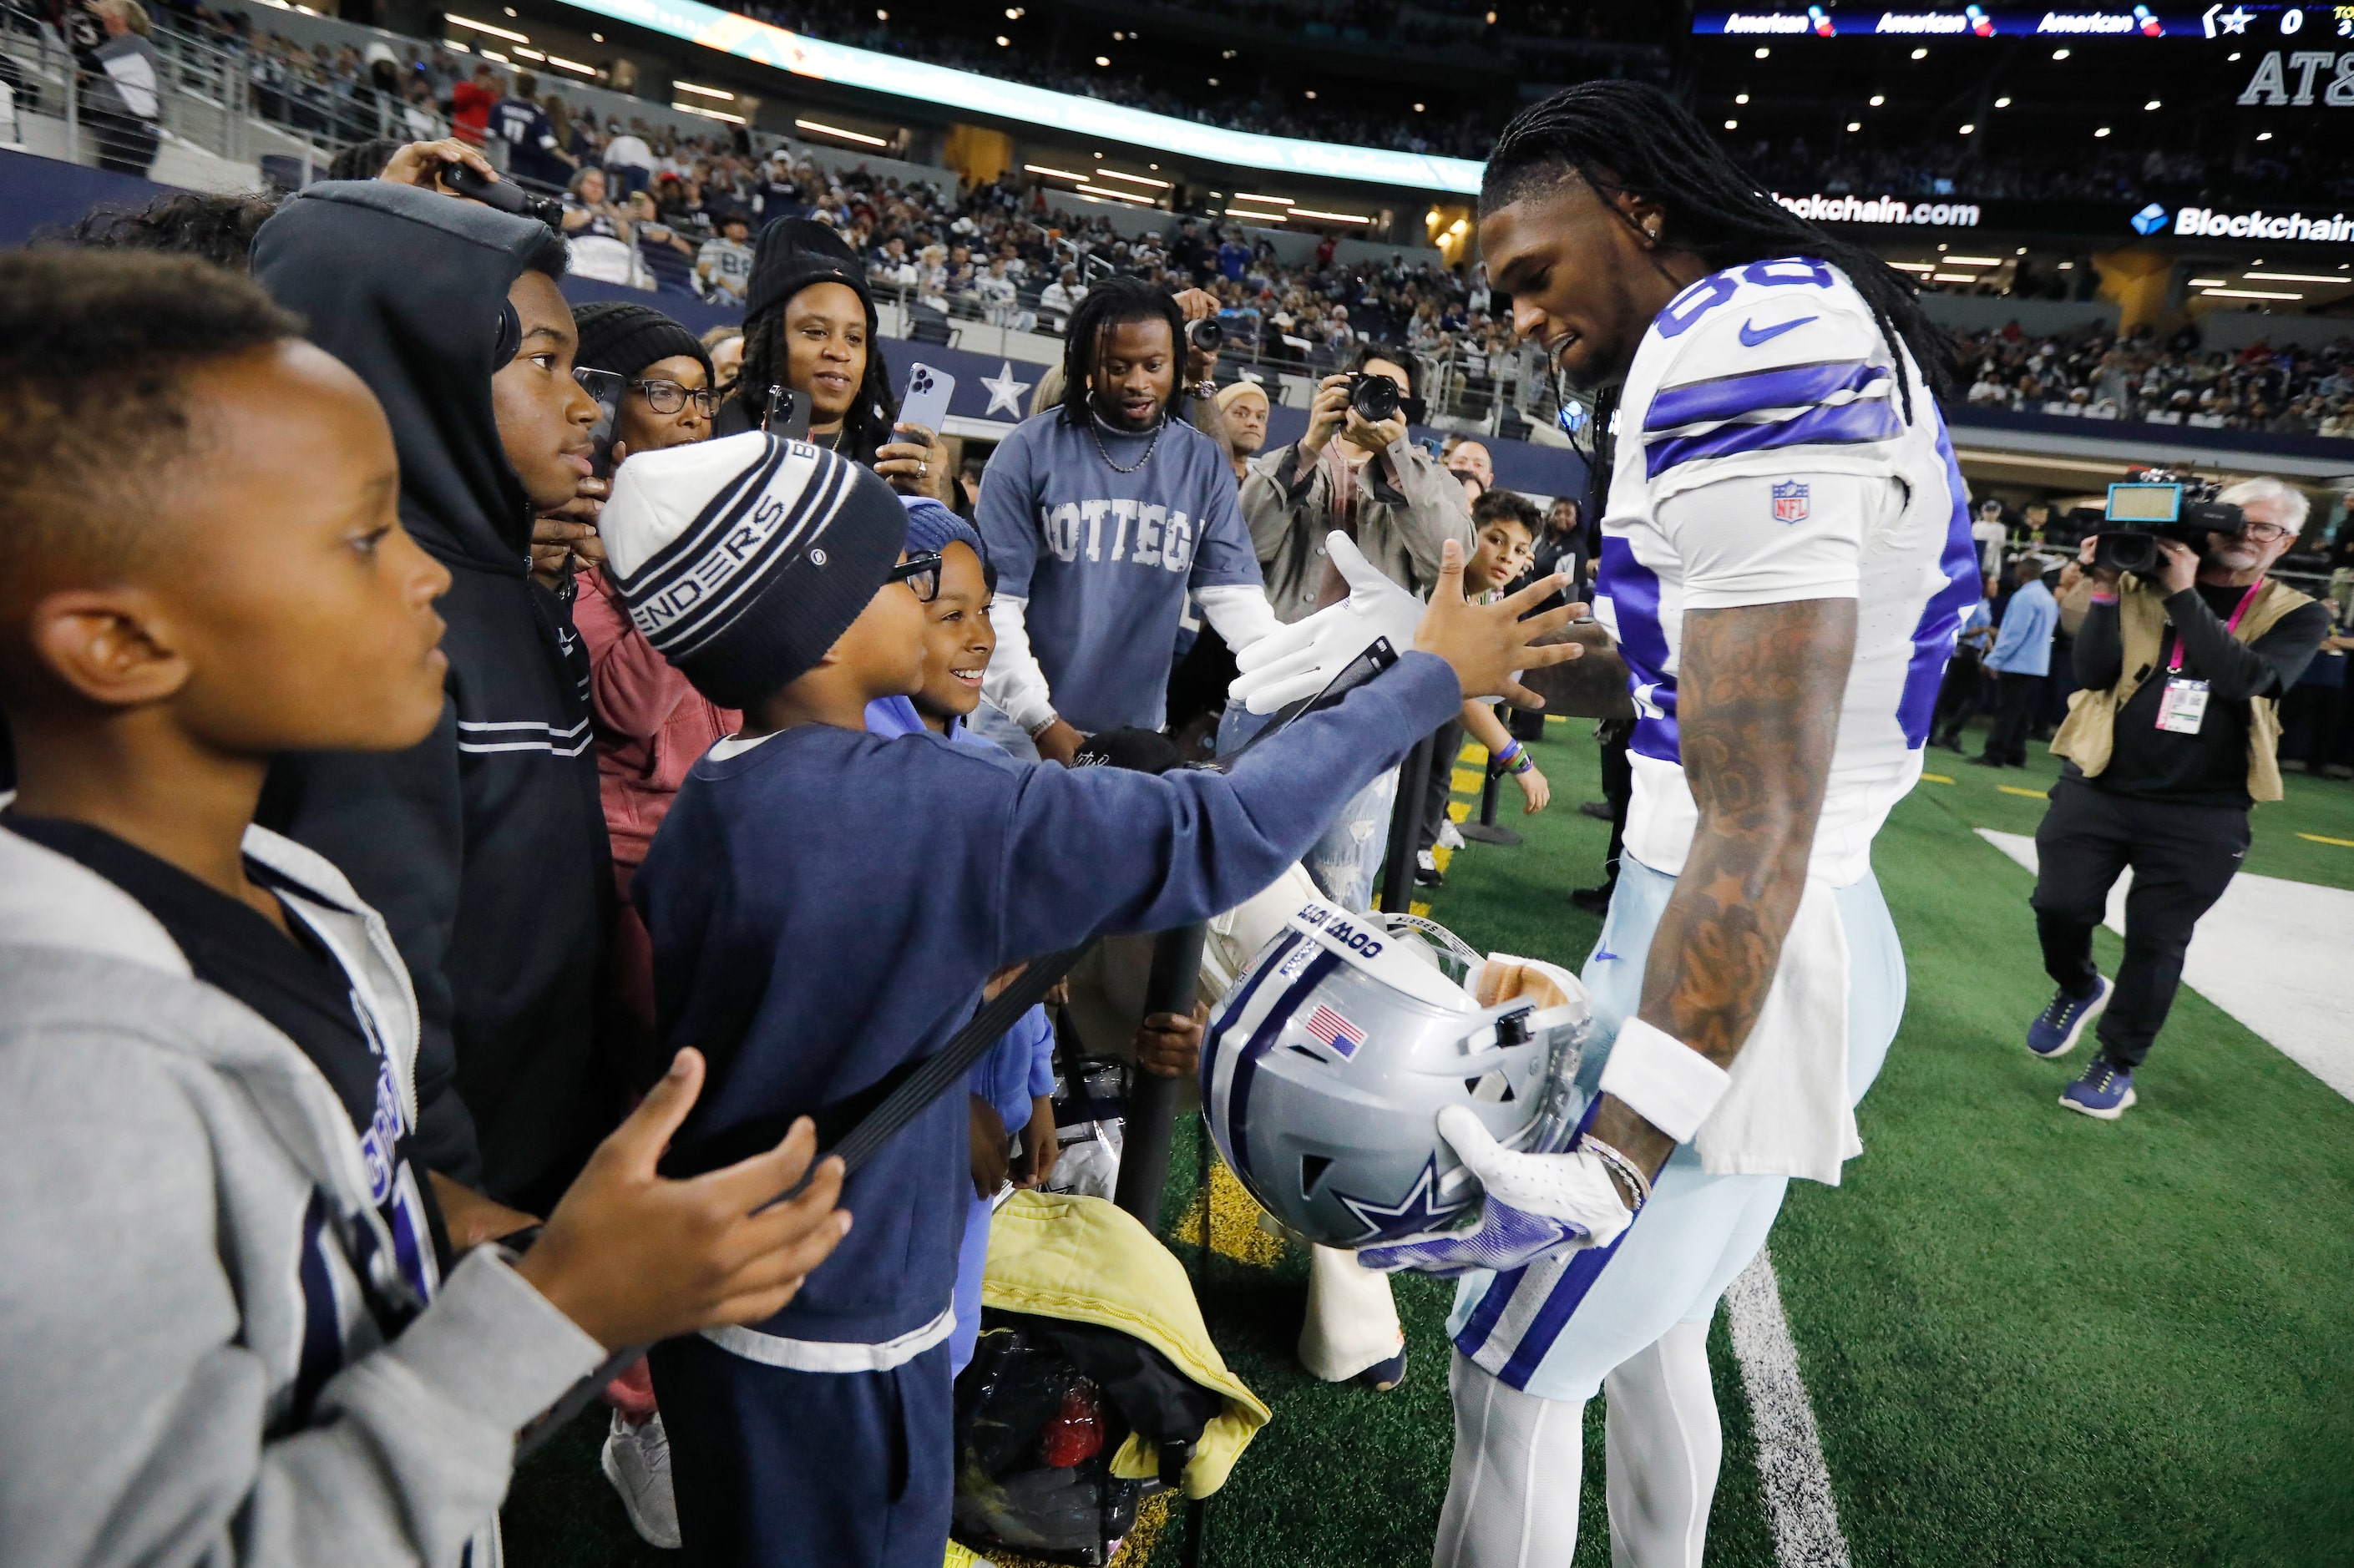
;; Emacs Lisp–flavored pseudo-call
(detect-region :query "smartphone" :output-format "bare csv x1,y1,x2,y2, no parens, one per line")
575,367,625,479
761,384,813,443
899,362,955,439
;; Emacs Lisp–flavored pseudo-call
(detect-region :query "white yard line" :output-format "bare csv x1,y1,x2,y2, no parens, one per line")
1724,1250,1853,1568
1977,829,2354,1103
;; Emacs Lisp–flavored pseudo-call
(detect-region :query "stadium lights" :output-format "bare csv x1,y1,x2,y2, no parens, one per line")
2256,130,2275,140
446,12,529,42
1425,208,1440,224
2188,277,2228,286
1946,256,2002,266
444,38,470,51
1094,55,1110,66
1911,46,1927,58
2245,271,2347,284
2144,99,2161,110
1995,96,2012,108
1005,5,1022,14
1413,102,1425,111
1305,90,1318,99
2094,127,2111,137
2016,246,2028,255
2057,260,2074,269
1870,94,1885,106
1450,217,1469,234
1725,119,1739,129
1960,124,1975,134
1755,45,1769,57
1096,169,1172,188
1225,207,1287,221
1236,193,1293,205
1931,272,1976,281
2203,287,2301,300
547,54,598,74
674,81,735,99
677,102,746,123
795,118,888,146
590,32,603,40
996,36,1008,46
1735,93,1749,104
1846,121,1861,131
1077,184,1157,204
1888,260,1935,272
478,48,509,62
513,46,544,59
1293,209,1372,224
1023,164,1090,181
2053,46,2070,58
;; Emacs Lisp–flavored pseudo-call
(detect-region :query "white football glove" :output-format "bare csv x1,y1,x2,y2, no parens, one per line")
1357,1105,1636,1278
1228,533,1425,715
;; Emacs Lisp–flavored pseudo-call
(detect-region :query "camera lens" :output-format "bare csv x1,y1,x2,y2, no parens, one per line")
1187,317,1224,352
1349,373,1401,423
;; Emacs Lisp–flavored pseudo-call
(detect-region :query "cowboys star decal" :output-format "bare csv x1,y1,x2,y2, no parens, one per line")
1334,1154,1474,1245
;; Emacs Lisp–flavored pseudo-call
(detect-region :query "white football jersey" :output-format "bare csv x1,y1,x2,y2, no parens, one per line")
1592,257,1981,888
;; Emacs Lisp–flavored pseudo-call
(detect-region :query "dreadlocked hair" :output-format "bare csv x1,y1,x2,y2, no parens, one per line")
1058,276,1186,427
738,303,898,463
1483,80,1952,429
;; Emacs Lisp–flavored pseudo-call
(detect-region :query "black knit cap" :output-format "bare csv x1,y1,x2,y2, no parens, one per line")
745,216,877,327
601,432,910,710
572,300,714,383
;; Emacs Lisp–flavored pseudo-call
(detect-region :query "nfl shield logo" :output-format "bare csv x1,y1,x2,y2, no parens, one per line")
1772,481,1810,524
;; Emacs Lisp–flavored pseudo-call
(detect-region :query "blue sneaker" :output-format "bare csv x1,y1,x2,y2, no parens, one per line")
2061,1059,2137,1120
2027,976,2111,1058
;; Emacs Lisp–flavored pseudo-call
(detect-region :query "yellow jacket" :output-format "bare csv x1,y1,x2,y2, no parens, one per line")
982,1191,1269,1498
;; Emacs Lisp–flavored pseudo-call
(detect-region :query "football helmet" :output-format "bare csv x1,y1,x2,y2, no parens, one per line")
1200,898,1589,1249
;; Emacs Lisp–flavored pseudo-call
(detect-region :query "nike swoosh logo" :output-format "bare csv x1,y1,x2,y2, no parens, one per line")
1739,315,1817,346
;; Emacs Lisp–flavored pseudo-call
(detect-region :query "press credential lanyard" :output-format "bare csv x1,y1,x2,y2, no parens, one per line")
2156,581,2263,736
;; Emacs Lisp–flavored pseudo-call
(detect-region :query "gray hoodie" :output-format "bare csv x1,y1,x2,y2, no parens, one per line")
0,821,602,1567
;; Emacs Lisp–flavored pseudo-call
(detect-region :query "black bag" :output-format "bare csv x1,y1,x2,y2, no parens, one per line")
952,1309,1223,1565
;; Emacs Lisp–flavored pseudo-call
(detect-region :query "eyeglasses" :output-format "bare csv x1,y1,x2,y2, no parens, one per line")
632,377,721,417
887,551,945,604
2236,520,2291,544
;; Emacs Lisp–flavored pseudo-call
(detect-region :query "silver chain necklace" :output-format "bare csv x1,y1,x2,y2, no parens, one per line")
1087,411,1165,474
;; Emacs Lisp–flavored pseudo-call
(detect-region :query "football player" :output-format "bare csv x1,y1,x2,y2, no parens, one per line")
1360,81,1981,1566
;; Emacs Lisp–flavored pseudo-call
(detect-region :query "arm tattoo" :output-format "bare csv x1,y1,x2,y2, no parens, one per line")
1587,597,1855,1176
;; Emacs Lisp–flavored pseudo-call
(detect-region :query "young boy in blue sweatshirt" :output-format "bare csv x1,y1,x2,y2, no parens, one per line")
598,429,1581,1567
861,497,1059,1375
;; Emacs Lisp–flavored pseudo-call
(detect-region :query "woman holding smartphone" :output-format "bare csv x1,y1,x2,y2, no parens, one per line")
719,216,953,503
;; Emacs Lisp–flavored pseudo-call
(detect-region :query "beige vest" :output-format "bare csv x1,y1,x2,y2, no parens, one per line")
2048,574,2312,802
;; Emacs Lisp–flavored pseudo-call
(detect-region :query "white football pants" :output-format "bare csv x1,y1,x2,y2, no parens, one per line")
1433,1323,1719,1568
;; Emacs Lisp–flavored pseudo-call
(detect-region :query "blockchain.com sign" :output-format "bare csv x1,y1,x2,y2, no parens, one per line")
1772,192,1983,227
2161,205,2354,241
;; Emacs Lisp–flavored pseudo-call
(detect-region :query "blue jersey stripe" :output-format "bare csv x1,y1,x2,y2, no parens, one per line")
1643,358,1886,434
1223,948,1339,1186
1599,538,1679,766
1496,1228,1633,1390
1202,931,1301,1110
291,1191,342,1426
1896,422,1986,746
1644,395,1903,482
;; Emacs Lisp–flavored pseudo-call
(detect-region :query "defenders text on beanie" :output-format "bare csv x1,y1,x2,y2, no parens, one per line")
600,430,909,709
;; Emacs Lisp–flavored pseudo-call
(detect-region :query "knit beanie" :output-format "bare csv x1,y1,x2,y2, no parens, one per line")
746,216,877,327
900,494,984,563
572,301,713,383
600,431,909,709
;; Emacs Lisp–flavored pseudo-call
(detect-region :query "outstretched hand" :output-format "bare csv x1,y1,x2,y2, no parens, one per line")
1414,539,1584,710
1229,533,1424,714
515,1050,851,1350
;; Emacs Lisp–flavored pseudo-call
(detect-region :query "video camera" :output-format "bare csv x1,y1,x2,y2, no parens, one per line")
2093,470,2242,577
441,161,567,232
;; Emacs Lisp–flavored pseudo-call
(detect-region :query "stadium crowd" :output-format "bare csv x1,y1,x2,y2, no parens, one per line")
1957,320,2354,438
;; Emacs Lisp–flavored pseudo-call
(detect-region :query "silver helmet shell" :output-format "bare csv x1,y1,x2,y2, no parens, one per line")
1200,898,1589,1250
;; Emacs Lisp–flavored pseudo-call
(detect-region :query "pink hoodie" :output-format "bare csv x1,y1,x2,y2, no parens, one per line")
573,568,741,869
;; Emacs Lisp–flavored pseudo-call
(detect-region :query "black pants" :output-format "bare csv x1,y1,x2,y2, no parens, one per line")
2029,779,2249,1069
1418,716,1465,852
1931,650,1984,744
1596,717,1633,892
1983,670,2043,765
88,109,159,176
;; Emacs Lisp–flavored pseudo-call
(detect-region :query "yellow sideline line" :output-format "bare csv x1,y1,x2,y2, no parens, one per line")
1920,773,1955,785
2298,832,2354,848
1996,785,2049,799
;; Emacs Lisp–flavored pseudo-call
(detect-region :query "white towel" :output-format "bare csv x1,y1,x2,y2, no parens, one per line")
1692,878,1860,1185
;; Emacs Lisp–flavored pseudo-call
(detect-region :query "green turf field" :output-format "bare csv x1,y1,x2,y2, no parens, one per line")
509,716,2354,1568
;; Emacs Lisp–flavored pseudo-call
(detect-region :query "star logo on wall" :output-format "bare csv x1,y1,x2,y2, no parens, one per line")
980,360,1033,418
1334,1154,1474,1244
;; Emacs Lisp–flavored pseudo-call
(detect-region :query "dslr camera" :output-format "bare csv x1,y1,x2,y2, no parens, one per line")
1183,316,1224,352
1347,372,1402,423
440,161,568,233
2093,470,2241,577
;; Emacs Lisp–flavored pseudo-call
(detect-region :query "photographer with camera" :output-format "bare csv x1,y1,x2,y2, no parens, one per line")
2025,476,2330,1119
1242,344,1473,625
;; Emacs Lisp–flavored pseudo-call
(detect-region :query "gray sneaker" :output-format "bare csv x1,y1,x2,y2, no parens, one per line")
601,1409,682,1550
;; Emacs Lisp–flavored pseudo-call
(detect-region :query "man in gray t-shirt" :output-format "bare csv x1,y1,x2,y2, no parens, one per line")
978,281,1278,759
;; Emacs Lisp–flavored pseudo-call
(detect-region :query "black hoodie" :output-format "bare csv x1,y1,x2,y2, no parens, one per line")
251,181,613,1213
